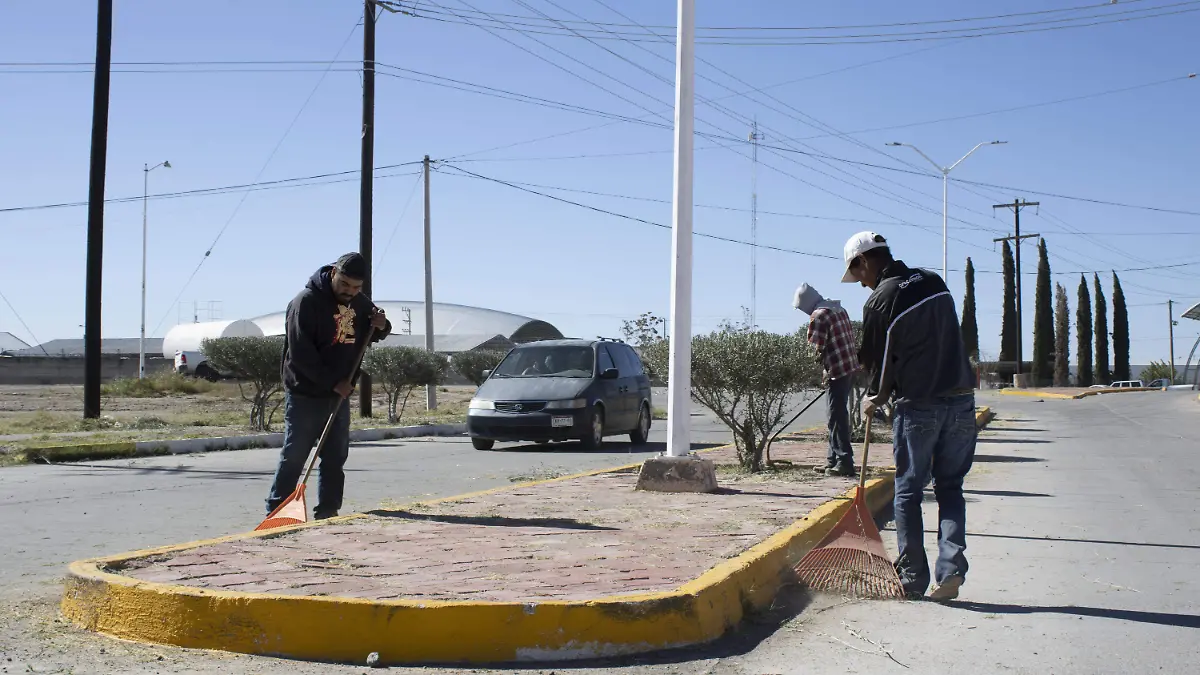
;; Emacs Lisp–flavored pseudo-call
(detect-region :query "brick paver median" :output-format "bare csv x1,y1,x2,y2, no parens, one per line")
113,441,863,602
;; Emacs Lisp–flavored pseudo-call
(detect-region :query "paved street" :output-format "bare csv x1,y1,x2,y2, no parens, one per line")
4,389,1197,674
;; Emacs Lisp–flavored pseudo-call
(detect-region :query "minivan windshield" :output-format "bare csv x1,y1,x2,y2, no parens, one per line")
492,345,595,378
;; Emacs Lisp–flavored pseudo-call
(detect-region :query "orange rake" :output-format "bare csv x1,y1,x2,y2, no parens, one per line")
255,325,375,532
793,417,905,599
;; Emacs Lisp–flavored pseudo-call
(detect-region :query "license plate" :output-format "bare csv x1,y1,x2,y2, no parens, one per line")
551,416,574,428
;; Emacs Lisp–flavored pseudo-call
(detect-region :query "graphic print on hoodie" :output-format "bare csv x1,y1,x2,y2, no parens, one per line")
281,266,391,397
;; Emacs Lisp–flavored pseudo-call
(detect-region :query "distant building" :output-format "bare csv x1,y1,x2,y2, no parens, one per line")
0,332,30,355
11,338,164,358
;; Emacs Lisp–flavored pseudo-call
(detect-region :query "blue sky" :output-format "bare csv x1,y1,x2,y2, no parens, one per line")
2,0,1198,367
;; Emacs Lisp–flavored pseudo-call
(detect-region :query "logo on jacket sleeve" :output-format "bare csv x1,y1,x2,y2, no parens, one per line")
333,305,357,345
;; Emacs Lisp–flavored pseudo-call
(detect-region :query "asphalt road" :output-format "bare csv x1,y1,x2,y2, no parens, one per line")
0,388,826,591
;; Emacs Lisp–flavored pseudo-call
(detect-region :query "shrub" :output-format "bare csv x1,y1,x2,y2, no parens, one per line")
102,370,214,397
363,346,449,422
201,336,286,431
450,349,508,387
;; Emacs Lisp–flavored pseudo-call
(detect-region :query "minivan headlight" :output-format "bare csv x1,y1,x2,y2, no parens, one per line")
468,398,495,410
545,398,587,409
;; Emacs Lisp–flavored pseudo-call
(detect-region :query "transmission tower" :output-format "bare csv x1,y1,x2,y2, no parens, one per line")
749,120,761,328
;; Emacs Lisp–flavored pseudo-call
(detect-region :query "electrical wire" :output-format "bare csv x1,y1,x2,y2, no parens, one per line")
376,172,425,276
0,286,50,357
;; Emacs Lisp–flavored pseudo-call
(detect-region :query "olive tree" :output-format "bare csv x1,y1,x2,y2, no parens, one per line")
450,349,507,387
363,346,448,422
200,336,285,431
644,321,823,472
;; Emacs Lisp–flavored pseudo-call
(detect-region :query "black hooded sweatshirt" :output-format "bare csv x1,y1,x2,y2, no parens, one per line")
281,266,391,398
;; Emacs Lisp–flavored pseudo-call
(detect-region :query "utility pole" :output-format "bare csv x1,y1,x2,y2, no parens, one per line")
84,0,114,419
358,0,377,418
1169,299,1177,382
992,198,1040,377
423,155,437,410
748,120,760,328
665,0,695,458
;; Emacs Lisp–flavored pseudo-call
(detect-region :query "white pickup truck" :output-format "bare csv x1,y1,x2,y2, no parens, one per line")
174,350,226,381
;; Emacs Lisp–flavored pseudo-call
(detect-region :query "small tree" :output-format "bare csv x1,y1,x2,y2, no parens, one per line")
201,336,286,431
1094,273,1111,384
1054,283,1070,387
451,349,507,386
1140,360,1181,385
961,257,979,362
363,346,448,423
1076,275,1094,387
1112,272,1131,381
1031,239,1055,386
620,311,666,347
649,321,823,473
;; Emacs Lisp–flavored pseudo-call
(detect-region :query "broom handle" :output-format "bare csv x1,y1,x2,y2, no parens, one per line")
858,416,873,489
299,323,377,487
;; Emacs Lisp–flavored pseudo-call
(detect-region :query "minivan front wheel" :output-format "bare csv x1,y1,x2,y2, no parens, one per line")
471,438,495,451
580,408,604,451
630,403,650,445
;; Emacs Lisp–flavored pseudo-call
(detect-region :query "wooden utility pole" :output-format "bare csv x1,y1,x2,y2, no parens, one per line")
423,155,437,410
993,198,1040,376
84,0,114,419
358,0,377,417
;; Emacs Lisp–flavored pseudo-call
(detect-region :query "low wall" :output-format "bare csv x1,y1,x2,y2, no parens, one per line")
0,356,175,385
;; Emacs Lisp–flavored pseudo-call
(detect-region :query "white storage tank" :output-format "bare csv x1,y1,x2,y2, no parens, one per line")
162,319,265,355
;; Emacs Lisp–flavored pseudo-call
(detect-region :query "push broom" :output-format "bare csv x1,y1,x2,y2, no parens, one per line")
793,416,906,599
255,325,375,532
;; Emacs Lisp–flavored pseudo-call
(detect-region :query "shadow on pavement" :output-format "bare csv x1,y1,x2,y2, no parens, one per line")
947,601,1200,629
964,489,1052,498
366,509,619,531
977,437,1053,444
494,441,723,454
53,463,275,479
972,454,1046,463
984,426,1049,433
950,530,1200,552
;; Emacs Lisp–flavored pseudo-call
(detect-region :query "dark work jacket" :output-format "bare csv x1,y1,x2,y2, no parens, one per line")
859,260,974,406
281,266,391,398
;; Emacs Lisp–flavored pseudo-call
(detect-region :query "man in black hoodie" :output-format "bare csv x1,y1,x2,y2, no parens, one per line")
265,252,391,520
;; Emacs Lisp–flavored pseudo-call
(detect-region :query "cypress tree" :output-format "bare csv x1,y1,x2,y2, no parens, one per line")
1076,275,1094,387
961,257,979,361
1031,239,1055,386
1095,273,1111,384
1112,272,1131,381
1000,241,1017,367
1054,283,1070,386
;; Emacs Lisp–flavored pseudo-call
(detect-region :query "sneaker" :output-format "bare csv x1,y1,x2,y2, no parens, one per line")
314,510,339,521
825,463,857,477
929,575,964,601
812,463,836,474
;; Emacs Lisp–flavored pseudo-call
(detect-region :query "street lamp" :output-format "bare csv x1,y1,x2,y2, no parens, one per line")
886,141,1006,279
140,160,170,379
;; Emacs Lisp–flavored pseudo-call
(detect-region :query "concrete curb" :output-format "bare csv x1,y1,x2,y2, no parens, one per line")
999,386,1162,400
10,423,466,465
975,406,995,429
60,457,895,665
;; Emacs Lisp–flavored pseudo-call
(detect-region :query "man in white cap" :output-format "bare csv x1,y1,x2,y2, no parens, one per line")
793,283,858,476
841,231,977,601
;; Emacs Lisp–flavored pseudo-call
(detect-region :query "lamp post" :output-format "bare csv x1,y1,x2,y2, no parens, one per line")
140,160,170,379
885,141,1005,279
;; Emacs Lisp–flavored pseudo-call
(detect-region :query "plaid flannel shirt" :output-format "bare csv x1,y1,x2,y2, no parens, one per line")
807,306,860,381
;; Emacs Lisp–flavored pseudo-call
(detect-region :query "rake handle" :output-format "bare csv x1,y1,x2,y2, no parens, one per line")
859,416,873,489
298,324,377,487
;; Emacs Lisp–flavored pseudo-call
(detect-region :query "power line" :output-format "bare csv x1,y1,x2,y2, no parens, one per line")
0,286,51,356
951,178,1200,216
437,164,839,260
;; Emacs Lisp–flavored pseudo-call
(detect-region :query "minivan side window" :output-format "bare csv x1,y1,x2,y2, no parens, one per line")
609,344,636,376
622,345,645,376
597,346,616,374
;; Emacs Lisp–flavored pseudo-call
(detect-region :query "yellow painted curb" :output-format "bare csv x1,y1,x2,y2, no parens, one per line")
60,459,895,664
1000,386,1162,400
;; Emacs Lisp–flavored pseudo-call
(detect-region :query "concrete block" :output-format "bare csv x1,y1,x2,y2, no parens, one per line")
634,454,718,493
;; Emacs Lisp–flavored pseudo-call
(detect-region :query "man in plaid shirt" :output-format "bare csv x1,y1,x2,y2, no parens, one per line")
794,283,859,476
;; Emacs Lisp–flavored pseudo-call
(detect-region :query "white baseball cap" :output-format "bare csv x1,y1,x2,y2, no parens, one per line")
841,231,889,283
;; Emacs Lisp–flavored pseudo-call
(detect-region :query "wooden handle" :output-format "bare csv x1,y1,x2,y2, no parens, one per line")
858,416,873,489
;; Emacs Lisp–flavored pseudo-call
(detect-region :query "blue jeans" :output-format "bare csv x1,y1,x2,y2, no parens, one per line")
826,376,854,468
265,392,351,519
892,393,977,595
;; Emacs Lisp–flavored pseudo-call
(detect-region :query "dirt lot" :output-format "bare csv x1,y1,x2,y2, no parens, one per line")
0,379,473,455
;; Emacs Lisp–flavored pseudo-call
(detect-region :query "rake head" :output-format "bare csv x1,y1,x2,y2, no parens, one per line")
255,484,309,531
794,486,905,600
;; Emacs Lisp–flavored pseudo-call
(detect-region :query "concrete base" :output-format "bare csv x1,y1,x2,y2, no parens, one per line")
1013,374,1033,388
635,455,718,493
